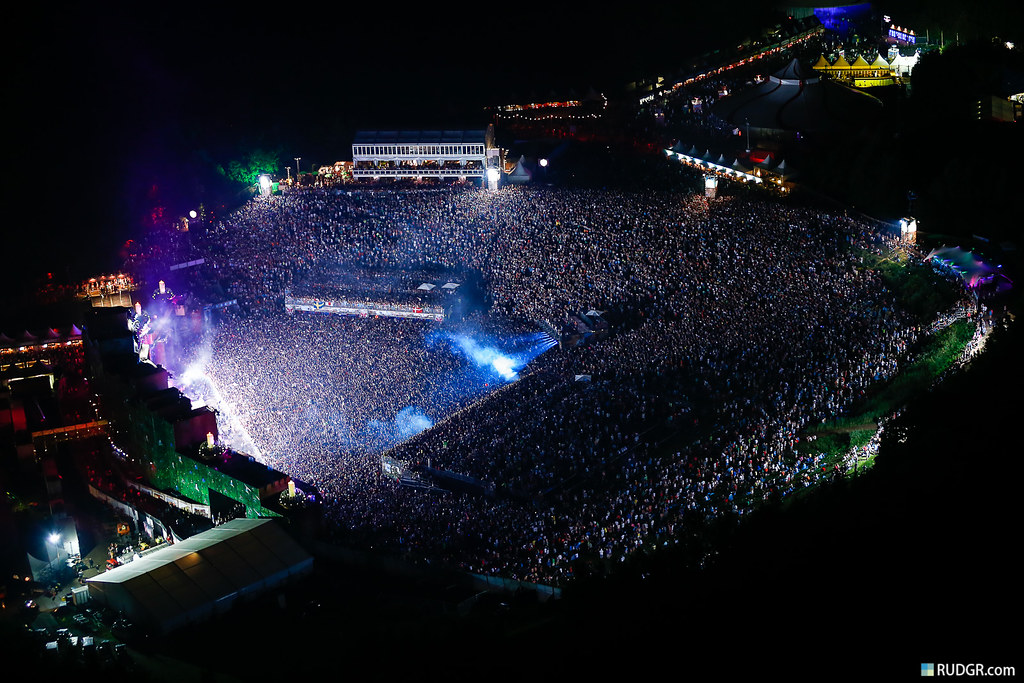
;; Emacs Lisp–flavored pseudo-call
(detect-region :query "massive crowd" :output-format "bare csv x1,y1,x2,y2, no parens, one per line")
170,183,961,584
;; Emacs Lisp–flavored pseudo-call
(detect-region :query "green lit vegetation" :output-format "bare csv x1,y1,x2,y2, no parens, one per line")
856,319,975,418
799,319,975,467
790,248,974,471
217,148,283,187
860,247,963,322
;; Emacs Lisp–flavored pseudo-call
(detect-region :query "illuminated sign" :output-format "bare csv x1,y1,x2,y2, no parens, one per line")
888,26,916,44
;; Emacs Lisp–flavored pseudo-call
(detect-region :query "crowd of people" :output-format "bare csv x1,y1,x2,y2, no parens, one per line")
168,182,966,585
180,308,535,472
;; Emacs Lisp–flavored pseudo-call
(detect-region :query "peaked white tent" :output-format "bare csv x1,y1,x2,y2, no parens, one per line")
507,156,534,184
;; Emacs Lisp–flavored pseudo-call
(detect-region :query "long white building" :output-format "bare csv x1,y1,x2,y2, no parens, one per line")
351,127,496,180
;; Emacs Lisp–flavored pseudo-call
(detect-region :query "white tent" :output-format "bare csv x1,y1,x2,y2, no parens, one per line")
507,155,534,184
85,518,312,634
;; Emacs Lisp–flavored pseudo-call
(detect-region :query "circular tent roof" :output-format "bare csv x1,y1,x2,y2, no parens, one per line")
712,57,883,134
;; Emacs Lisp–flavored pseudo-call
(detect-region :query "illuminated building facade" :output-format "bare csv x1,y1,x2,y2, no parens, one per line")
316,160,353,184
352,128,496,180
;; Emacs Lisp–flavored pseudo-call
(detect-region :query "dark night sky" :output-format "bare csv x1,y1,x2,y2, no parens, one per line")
5,2,785,285
5,0,1021,284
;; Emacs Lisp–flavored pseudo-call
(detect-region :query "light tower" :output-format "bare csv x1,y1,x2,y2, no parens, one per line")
704,174,719,199
900,217,917,244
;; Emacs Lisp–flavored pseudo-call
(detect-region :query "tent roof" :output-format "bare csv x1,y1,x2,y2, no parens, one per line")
813,54,830,68
870,54,890,68
508,155,533,179
0,327,82,346
850,55,870,67
832,55,851,68
711,58,883,133
87,519,312,632
771,57,819,83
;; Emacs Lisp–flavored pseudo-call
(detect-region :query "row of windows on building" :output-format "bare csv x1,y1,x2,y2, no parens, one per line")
353,144,485,157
